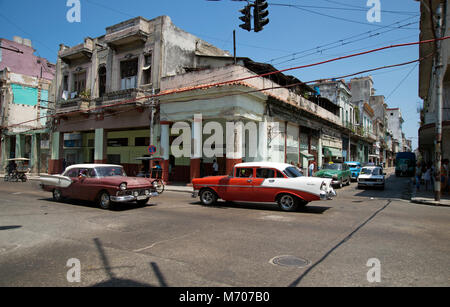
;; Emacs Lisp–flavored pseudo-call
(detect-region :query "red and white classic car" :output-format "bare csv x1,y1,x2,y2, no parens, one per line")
192,162,336,211
39,164,159,209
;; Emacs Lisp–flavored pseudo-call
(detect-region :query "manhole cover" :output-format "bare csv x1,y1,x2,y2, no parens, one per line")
270,255,310,268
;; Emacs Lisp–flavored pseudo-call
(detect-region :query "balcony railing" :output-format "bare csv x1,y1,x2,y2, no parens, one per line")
57,88,149,114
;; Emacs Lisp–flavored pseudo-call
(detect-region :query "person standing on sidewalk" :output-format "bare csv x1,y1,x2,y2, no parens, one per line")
415,162,422,191
424,163,432,192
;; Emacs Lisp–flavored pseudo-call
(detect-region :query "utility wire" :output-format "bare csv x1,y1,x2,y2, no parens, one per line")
3,36,445,130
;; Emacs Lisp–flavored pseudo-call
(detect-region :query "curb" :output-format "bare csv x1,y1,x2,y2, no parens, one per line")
410,181,450,207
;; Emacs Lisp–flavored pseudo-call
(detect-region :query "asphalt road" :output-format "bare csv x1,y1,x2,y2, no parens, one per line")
0,173,449,287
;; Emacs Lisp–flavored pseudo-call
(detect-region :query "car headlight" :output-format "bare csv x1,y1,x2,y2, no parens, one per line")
320,181,327,191
133,191,139,197
152,181,158,188
144,190,150,196
119,183,127,190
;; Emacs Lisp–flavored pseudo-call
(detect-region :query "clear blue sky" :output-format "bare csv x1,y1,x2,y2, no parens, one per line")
0,0,421,149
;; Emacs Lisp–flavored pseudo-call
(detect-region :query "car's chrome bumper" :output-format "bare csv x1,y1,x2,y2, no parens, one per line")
358,181,384,187
111,192,159,202
320,189,337,200
192,191,198,198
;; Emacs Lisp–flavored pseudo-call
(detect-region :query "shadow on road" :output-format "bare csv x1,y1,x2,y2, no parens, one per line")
353,174,412,201
91,238,169,287
189,200,331,214
0,225,22,231
38,197,157,212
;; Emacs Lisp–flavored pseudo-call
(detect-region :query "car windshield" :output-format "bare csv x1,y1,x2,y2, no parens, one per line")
323,163,342,170
347,163,360,168
95,166,126,177
361,168,381,175
284,166,303,178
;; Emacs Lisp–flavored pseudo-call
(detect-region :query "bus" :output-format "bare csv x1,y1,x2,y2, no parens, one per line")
395,152,416,177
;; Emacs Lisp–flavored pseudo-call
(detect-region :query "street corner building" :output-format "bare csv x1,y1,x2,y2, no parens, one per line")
418,0,450,162
0,36,56,174
37,15,407,183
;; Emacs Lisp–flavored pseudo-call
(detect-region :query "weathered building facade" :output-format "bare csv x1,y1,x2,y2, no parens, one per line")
49,15,347,182
0,36,55,173
418,0,450,163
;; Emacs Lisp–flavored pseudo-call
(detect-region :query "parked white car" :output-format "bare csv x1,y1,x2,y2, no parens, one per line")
357,166,386,190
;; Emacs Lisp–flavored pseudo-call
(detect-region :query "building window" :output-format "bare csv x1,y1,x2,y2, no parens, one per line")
72,71,86,98
98,66,106,97
120,58,138,90
107,138,129,147
142,53,152,85
135,137,150,146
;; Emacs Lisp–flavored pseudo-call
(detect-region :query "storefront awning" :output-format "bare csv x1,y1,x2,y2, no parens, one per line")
300,150,314,160
323,146,343,158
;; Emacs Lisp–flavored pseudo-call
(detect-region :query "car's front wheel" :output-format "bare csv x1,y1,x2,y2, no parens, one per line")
277,194,299,212
199,189,217,206
99,191,112,210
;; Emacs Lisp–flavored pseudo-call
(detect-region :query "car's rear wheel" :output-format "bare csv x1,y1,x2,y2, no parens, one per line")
99,191,112,210
53,189,63,202
277,194,299,212
199,189,217,206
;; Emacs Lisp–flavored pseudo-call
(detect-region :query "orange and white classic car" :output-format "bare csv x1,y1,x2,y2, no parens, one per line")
192,162,336,211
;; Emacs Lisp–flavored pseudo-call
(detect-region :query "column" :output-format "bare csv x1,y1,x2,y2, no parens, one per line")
15,134,24,158
31,133,40,174
0,134,10,171
160,121,171,183
190,114,202,182
94,128,107,164
225,121,243,176
318,130,323,169
49,131,64,174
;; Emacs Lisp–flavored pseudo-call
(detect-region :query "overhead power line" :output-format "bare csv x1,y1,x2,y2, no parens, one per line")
4,36,448,130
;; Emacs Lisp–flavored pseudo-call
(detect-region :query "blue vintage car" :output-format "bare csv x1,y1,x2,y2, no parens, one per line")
345,161,362,181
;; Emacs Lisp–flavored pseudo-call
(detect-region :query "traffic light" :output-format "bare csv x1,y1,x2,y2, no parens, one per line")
239,4,252,31
254,0,269,32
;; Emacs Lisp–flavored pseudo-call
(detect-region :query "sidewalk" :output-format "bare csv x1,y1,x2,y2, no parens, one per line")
410,180,450,207
0,172,194,193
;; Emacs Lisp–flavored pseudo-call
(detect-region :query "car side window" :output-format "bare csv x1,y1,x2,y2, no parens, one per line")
276,171,286,178
88,168,97,178
66,169,78,178
79,168,89,178
256,168,275,178
236,168,254,178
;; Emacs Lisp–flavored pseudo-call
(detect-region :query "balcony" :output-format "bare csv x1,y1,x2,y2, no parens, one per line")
59,38,94,64
56,98,91,114
57,88,150,116
104,17,149,48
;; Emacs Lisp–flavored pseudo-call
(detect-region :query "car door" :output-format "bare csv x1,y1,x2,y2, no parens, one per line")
254,168,286,202
70,168,91,200
224,167,258,201
63,168,81,199
77,168,101,201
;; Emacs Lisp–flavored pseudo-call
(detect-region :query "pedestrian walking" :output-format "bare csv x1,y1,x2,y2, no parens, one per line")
308,162,315,177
